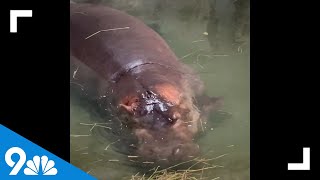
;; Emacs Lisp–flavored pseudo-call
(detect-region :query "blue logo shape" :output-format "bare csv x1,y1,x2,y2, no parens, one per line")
0,124,97,179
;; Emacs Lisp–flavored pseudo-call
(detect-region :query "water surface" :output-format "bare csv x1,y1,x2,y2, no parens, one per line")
71,1,249,179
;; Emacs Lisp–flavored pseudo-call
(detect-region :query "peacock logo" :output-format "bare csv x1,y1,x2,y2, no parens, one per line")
23,155,58,175
1,126,95,179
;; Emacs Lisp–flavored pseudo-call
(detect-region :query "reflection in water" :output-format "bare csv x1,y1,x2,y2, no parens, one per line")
71,0,249,179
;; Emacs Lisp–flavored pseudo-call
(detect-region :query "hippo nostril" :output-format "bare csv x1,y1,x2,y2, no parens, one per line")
169,112,180,124
167,117,176,124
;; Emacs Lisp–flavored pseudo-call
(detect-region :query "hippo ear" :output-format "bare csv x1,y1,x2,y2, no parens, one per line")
119,104,134,113
118,96,139,114
197,95,224,114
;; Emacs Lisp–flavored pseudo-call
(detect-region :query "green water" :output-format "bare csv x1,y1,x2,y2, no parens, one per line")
70,1,249,179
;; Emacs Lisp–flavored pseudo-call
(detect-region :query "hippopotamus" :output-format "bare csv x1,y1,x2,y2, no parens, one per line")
70,3,222,164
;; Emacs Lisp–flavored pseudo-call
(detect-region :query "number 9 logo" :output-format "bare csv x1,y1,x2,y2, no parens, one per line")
5,147,27,175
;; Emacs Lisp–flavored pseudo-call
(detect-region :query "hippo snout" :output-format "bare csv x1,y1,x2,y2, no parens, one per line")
133,121,200,163
136,140,200,163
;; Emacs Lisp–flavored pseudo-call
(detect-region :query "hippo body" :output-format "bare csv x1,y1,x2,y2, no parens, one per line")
70,3,221,164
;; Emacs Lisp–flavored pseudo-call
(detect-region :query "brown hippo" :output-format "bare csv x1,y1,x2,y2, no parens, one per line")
70,3,222,165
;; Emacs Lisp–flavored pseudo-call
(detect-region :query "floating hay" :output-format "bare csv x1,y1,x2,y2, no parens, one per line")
130,154,227,180
75,147,88,151
70,81,84,89
226,145,234,148
104,139,120,151
73,12,88,16
180,49,203,60
192,39,206,43
86,169,92,174
128,156,140,158
131,168,210,180
79,122,112,131
70,134,91,137
85,27,130,39
72,66,79,79
89,159,103,165
142,162,155,164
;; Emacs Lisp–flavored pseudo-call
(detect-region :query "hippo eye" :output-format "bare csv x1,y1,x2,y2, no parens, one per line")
168,116,178,124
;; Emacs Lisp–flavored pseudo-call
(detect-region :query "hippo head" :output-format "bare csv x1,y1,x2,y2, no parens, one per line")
117,83,204,164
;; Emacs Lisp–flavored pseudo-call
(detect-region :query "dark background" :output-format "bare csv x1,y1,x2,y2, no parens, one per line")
0,0,317,179
0,1,70,161
251,0,317,179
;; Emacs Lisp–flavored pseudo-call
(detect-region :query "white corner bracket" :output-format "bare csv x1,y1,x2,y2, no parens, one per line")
288,147,310,170
10,10,33,33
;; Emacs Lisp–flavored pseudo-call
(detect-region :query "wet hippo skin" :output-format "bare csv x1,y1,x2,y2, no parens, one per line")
70,3,222,165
